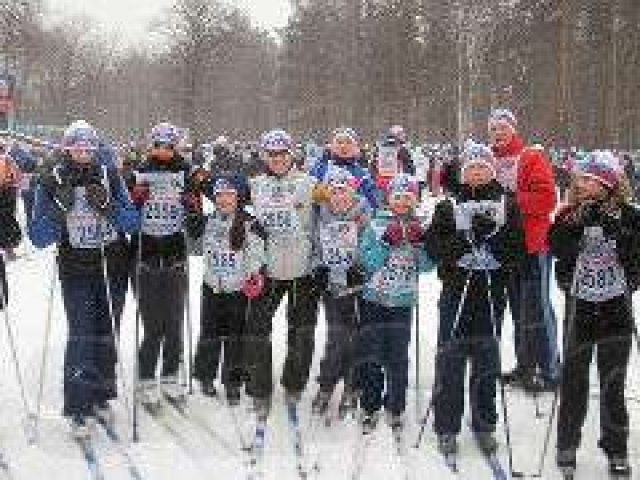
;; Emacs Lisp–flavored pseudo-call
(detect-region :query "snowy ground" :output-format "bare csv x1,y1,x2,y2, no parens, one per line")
0,197,638,480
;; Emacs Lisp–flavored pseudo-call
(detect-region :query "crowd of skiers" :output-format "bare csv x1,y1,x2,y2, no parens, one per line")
0,107,638,478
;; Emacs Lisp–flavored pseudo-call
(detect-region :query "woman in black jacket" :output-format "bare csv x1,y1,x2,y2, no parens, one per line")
550,151,639,478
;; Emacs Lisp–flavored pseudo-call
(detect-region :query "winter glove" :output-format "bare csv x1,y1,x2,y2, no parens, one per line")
406,219,425,247
181,191,202,213
471,213,496,242
85,183,112,216
312,183,331,205
346,264,366,288
578,201,603,227
243,273,265,300
190,167,211,190
129,183,151,207
313,266,330,293
185,212,206,239
382,221,405,247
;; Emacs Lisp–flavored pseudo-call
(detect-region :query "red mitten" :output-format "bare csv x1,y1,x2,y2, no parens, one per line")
243,273,265,299
130,183,151,207
406,220,425,246
382,221,405,247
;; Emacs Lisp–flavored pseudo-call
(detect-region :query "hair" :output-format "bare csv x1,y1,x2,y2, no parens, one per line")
567,172,633,214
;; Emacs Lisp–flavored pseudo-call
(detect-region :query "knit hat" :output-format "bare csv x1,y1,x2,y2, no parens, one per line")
332,127,360,145
488,108,518,130
260,129,294,153
387,173,419,198
62,120,99,150
575,150,621,189
150,122,182,147
461,140,496,178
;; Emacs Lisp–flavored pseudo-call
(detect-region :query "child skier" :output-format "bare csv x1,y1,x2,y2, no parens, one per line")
425,141,524,458
188,174,266,404
245,129,319,416
310,166,371,419
356,173,432,434
128,122,201,406
30,121,139,437
550,151,639,478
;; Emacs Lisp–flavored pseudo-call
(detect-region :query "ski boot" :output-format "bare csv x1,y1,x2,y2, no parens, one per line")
609,457,632,478
161,375,186,406
475,431,498,455
337,387,358,420
284,389,302,409
252,397,271,421
359,410,380,436
311,388,332,416
556,449,577,478
226,385,241,407
437,434,458,456
137,379,161,409
93,401,115,429
69,415,94,440
199,379,218,398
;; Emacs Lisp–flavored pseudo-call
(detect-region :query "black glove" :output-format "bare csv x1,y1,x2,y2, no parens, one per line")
471,213,496,241
579,202,603,227
346,264,366,288
313,266,330,293
85,183,112,216
185,213,206,239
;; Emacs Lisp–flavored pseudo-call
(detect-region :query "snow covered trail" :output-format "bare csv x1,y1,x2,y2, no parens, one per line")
0,214,638,479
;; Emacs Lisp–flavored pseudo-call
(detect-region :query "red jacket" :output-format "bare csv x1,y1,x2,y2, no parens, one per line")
493,136,556,254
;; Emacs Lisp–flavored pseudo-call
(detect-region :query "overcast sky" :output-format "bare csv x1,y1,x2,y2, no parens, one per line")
46,0,291,44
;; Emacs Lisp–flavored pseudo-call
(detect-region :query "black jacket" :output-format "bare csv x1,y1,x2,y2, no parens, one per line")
425,180,525,295
549,202,640,294
129,154,198,267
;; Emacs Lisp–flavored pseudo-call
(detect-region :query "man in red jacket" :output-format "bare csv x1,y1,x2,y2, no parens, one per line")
489,109,559,392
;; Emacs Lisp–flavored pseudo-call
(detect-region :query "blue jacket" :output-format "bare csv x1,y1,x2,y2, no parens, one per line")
310,153,379,210
358,210,433,308
30,150,139,276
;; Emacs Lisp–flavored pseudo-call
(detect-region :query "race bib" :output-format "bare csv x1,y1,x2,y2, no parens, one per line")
204,243,240,277
66,187,117,249
254,184,299,235
454,199,506,231
320,220,358,270
377,146,399,177
137,172,185,237
575,232,627,302
372,251,417,296
494,155,519,192
457,245,501,271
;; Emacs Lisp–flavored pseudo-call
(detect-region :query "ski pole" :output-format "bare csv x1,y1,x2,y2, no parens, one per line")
485,266,524,478
132,229,143,443
184,235,194,395
0,254,32,425
534,252,581,478
414,269,473,449
31,257,58,445
414,272,421,420
99,168,131,428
